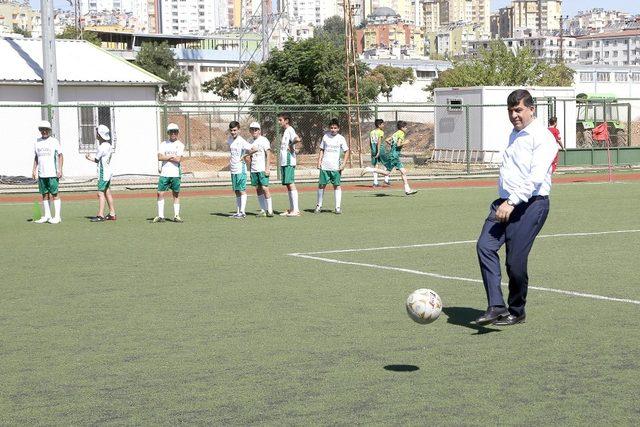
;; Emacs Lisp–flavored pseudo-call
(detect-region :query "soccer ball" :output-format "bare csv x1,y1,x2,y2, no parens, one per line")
405,289,442,324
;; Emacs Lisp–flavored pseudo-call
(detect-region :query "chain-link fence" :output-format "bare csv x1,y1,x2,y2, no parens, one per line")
2,99,640,182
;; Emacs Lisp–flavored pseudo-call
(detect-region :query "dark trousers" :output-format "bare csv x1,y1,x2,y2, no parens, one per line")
476,196,550,317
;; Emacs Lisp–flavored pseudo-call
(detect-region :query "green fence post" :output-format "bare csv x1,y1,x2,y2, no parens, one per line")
161,104,168,142
186,112,191,156
208,110,213,151
275,108,281,181
465,105,470,174
374,105,379,120
628,103,632,146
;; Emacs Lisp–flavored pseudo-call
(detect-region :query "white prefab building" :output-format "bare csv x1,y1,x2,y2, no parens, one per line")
0,37,164,178
434,86,576,162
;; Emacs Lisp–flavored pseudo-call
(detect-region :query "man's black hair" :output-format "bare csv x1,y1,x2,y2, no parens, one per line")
374,119,384,127
507,89,535,108
229,121,240,129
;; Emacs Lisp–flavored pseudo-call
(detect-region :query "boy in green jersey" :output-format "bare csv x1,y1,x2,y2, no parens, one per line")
369,118,389,187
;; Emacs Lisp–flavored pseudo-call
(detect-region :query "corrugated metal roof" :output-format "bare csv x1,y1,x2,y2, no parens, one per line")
0,37,165,85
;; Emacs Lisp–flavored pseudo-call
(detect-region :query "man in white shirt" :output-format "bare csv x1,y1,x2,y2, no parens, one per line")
85,125,116,222
32,120,63,224
228,121,253,218
248,122,274,217
154,123,185,223
314,119,350,214
277,112,302,217
475,89,558,326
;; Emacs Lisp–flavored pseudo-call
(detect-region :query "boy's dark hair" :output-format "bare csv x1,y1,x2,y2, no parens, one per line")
229,121,240,129
329,118,340,128
507,89,535,108
397,120,407,129
278,112,292,123
374,119,384,127
548,116,558,126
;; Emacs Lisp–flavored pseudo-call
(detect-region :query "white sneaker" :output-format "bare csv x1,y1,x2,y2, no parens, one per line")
48,217,61,224
34,216,51,224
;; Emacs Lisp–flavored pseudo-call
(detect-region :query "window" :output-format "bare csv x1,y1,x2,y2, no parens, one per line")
579,72,593,82
447,98,463,112
78,106,114,152
631,73,640,82
187,65,194,71
596,72,610,82
615,72,627,82
416,70,436,79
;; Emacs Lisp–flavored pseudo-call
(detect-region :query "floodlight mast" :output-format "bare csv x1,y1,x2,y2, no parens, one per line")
41,0,60,138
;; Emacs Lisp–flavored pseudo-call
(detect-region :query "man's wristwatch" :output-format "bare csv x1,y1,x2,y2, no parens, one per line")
506,200,516,207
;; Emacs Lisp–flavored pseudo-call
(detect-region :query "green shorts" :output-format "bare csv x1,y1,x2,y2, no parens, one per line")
231,173,247,191
38,177,59,195
280,166,296,185
371,144,379,166
384,157,404,171
158,176,181,192
97,179,110,192
250,172,270,187
319,170,341,186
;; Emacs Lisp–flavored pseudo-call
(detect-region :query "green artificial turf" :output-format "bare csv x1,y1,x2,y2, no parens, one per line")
1,179,639,424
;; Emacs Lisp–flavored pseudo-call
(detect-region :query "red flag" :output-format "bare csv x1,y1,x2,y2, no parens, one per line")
593,123,609,141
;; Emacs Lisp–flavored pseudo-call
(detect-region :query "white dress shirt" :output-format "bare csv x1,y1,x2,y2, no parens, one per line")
498,118,558,205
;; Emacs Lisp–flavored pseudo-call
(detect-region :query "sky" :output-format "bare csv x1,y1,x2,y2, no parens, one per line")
491,0,640,16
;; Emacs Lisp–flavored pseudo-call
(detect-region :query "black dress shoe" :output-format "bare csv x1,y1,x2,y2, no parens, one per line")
474,306,508,325
493,314,526,326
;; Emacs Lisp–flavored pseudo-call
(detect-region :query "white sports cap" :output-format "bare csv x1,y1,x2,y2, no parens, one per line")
167,123,180,132
249,122,261,129
96,124,111,141
38,120,52,129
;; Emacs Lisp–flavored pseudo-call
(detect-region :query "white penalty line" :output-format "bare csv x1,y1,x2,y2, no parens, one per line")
295,229,640,255
288,229,640,306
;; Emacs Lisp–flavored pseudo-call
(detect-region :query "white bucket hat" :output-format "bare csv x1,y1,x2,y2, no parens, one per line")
37,120,52,130
96,124,111,141
249,122,261,129
167,123,180,132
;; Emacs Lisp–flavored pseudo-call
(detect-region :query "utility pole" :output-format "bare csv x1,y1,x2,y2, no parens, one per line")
41,0,60,138
343,0,363,167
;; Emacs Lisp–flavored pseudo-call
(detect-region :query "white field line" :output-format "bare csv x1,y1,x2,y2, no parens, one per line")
289,229,640,305
295,229,640,255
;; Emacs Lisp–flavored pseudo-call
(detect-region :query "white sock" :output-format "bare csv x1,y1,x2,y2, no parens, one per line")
53,199,61,219
335,188,342,209
174,203,180,216
287,191,293,211
384,175,390,184
291,190,299,212
235,196,241,214
316,188,324,208
373,172,378,185
240,194,247,214
157,199,165,217
404,182,411,193
43,200,51,218
266,197,273,214
258,194,266,211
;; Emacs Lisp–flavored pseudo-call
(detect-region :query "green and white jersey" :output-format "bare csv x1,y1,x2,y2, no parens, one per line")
320,132,349,171
34,136,62,178
159,140,185,178
279,126,298,167
249,136,270,173
370,129,384,149
95,141,114,181
390,130,405,159
228,135,252,174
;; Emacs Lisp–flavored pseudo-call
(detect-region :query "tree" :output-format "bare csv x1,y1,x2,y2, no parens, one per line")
314,15,345,43
427,41,574,93
369,65,415,101
135,42,189,99
12,25,31,38
57,26,102,46
201,62,258,101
